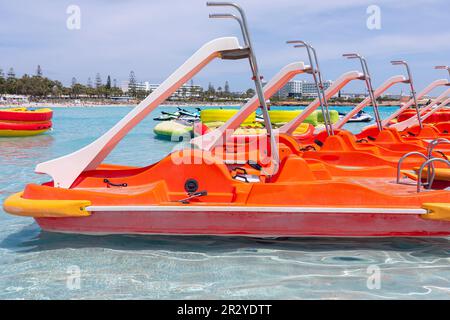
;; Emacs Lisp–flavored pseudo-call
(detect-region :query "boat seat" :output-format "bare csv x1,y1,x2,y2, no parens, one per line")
320,133,380,155
307,163,333,180
355,126,380,140
272,155,318,182
373,129,402,144
434,122,450,134
279,144,295,162
387,128,409,142
338,131,373,148
409,125,439,138
278,133,301,154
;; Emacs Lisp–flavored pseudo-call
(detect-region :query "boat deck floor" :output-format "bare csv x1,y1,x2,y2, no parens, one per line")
331,176,428,195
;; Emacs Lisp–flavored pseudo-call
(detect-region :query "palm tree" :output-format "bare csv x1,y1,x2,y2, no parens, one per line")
129,71,137,97
7,68,16,79
224,81,230,96
36,65,43,77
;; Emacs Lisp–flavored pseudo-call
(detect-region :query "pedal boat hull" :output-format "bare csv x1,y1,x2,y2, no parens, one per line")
33,205,450,237
4,151,450,238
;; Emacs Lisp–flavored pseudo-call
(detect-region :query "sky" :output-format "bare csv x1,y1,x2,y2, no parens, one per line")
0,0,449,95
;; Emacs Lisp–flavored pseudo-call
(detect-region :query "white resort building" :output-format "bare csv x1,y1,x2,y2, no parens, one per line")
121,81,202,99
276,80,333,99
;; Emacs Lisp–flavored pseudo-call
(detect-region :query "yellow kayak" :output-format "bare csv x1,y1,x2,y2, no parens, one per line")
200,109,255,125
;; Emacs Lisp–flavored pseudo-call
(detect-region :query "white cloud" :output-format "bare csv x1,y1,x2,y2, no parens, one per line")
0,0,448,91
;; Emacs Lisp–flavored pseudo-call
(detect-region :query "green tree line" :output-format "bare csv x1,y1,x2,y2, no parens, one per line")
0,66,257,102
0,66,123,100
0,66,65,98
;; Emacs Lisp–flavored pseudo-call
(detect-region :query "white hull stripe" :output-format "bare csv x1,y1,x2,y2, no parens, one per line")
86,206,427,215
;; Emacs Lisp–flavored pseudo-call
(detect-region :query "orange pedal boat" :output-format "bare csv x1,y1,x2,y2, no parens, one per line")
3,19,450,237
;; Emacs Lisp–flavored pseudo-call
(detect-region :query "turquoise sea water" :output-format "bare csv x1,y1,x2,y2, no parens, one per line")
0,106,449,299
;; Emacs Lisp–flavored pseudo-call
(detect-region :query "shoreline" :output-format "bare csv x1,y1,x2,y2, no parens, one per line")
1,101,403,108
0,102,242,108
274,100,403,107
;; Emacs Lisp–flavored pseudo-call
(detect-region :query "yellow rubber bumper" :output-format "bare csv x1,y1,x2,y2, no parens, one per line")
3,192,91,218
421,203,450,222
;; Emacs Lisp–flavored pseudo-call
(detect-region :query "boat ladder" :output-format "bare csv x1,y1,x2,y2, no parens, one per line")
396,138,450,192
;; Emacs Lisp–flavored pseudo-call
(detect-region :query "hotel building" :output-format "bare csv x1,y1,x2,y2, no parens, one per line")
276,80,333,99
121,81,203,99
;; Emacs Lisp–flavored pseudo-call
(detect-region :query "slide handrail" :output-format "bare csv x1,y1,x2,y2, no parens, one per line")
207,2,280,176
287,40,334,136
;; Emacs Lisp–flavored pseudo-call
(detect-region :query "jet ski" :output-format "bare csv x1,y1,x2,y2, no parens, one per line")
153,107,200,122
340,110,373,123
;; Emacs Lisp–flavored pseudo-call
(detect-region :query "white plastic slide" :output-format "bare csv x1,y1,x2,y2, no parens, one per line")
380,79,449,127
279,71,364,135
333,75,406,130
36,37,243,188
390,87,450,131
191,62,310,151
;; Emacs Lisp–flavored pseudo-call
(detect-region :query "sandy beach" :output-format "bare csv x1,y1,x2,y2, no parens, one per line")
0,101,246,108
1,100,404,108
